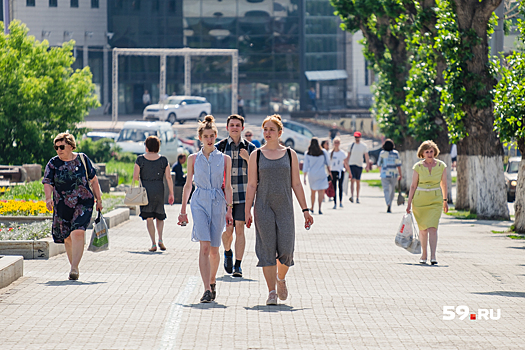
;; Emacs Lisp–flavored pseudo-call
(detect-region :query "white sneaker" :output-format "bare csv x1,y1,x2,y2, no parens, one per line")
276,276,288,301
266,290,278,305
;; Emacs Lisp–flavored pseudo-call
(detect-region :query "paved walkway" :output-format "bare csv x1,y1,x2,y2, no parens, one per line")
1,182,524,349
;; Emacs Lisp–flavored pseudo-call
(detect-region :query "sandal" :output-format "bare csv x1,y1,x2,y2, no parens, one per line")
149,245,157,252
68,270,79,280
158,241,166,251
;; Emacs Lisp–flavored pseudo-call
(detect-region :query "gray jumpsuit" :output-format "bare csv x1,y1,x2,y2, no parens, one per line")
254,150,295,267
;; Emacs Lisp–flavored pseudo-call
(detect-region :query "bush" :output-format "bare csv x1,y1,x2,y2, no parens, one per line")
0,221,52,240
106,160,135,185
76,138,117,163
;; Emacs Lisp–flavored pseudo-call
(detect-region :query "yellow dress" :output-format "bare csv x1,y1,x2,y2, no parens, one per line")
412,159,446,230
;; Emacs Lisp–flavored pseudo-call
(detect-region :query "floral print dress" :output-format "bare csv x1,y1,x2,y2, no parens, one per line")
42,153,96,243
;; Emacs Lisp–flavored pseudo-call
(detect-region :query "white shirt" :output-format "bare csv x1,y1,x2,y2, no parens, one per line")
330,150,347,173
348,142,368,166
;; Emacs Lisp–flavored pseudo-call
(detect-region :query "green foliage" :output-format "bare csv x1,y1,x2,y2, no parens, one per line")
0,221,52,240
77,138,118,163
106,160,135,185
0,20,100,167
2,181,46,201
445,209,477,219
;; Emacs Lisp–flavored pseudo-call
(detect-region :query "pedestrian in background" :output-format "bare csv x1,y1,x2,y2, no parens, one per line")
329,137,349,209
172,153,187,186
345,131,370,203
321,140,330,152
43,133,103,281
329,123,338,141
377,139,402,213
406,140,448,265
216,114,256,278
142,90,151,108
133,136,174,252
308,87,318,111
303,137,331,214
244,129,261,148
245,114,313,305
238,95,245,118
178,115,234,303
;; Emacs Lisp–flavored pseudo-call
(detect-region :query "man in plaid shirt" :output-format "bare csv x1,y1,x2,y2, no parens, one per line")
216,114,256,277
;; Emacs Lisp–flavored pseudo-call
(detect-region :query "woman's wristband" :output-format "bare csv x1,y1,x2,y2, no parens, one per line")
302,208,309,213
443,199,448,202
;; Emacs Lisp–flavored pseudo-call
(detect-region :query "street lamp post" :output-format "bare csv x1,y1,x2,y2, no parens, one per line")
3,0,10,34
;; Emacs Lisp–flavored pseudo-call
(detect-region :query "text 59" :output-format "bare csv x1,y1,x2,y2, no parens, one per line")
443,306,501,320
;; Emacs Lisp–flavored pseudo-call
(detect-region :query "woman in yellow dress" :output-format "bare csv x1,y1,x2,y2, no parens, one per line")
406,140,448,265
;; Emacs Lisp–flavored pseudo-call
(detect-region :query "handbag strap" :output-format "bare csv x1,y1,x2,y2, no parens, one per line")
410,213,420,239
78,153,92,193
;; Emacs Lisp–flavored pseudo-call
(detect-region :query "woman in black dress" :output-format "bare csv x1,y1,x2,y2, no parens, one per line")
43,133,103,281
132,136,174,251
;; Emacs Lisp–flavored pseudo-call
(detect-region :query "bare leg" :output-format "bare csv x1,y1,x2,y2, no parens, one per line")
419,229,428,260
350,179,356,198
67,230,85,273
199,241,212,291
222,224,234,251
64,237,73,265
210,246,220,284
356,180,361,199
234,221,245,261
146,218,156,246
310,189,316,211
277,260,289,280
156,219,164,242
262,265,277,292
428,227,438,260
317,190,323,212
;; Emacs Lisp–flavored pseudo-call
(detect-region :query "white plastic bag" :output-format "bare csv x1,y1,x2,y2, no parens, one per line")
395,213,414,249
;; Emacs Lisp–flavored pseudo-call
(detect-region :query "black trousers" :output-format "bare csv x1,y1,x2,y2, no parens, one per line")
331,171,344,204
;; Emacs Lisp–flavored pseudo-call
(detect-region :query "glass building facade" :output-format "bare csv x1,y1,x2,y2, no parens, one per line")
108,0,345,114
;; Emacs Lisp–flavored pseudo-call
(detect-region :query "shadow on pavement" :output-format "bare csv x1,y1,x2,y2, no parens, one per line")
243,305,307,312
508,246,525,250
472,291,525,298
183,302,228,309
399,263,449,267
216,275,257,282
40,281,107,286
127,250,165,255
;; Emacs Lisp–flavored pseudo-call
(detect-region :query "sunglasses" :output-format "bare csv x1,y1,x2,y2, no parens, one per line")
245,134,252,137
54,145,66,150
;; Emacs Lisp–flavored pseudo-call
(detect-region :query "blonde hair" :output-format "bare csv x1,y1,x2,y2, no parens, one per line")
54,133,77,150
417,140,440,158
262,114,283,131
198,115,218,137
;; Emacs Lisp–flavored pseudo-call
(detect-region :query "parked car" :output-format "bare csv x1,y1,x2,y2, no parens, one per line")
116,121,185,165
505,156,520,202
265,120,314,153
83,131,120,142
143,96,211,125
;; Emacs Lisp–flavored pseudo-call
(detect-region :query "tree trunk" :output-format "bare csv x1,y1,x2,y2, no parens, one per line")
513,139,525,232
455,154,469,210
399,150,419,193
451,0,508,219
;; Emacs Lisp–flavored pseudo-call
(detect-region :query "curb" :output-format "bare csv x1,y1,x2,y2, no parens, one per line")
0,255,23,289
0,207,130,260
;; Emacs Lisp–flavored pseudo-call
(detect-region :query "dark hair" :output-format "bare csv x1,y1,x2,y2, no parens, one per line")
227,114,245,127
145,135,161,153
383,139,394,152
307,137,324,157
177,154,186,161
320,140,328,149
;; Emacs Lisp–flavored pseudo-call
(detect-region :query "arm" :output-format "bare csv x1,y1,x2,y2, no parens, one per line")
397,166,402,181
165,164,174,205
406,170,419,213
224,156,234,226
302,154,309,185
90,176,104,211
132,163,140,185
178,154,195,224
290,150,314,228
245,151,258,228
440,167,448,213
44,184,54,212
364,151,371,172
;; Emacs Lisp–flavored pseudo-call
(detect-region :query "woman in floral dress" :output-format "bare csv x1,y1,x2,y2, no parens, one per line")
43,133,103,280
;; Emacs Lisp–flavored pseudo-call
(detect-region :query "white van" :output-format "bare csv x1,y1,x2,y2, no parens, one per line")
116,121,185,165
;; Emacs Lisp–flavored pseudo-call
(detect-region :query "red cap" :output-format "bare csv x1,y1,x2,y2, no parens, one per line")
354,131,362,137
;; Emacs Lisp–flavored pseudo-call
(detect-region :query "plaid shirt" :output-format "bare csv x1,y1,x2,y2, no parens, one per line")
215,136,256,204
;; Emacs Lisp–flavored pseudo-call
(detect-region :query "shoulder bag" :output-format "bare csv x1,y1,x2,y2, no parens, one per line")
124,178,149,206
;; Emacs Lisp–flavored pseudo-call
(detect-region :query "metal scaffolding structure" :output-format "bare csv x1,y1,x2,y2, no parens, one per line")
112,48,239,122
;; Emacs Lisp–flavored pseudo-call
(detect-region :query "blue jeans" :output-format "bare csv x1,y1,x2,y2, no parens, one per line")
381,177,397,206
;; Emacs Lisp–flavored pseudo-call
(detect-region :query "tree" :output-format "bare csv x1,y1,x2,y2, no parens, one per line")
331,0,419,190
494,4,525,231
436,0,509,219
0,20,99,167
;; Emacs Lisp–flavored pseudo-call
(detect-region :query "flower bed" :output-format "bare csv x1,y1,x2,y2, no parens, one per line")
0,221,51,241
0,200,51,216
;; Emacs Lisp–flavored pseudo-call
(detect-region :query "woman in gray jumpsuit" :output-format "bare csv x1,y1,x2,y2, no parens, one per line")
245,115,314,305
